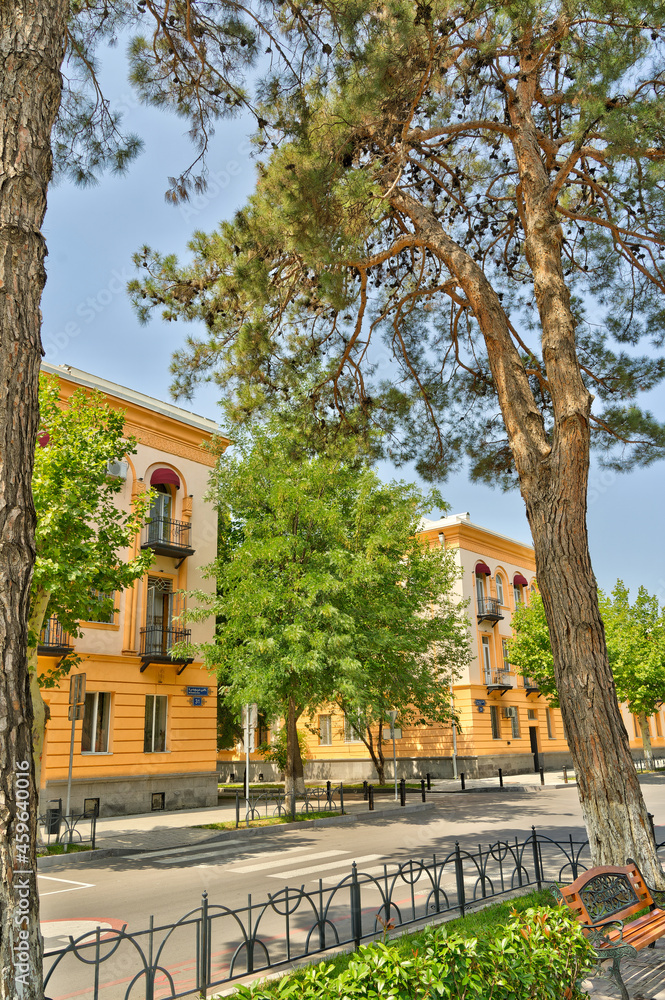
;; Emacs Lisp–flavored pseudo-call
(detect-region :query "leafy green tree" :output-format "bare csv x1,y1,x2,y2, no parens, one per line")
30,374,153,784
510,583,665,760
180,419,467,799
134,1,665,883
256,728,310,775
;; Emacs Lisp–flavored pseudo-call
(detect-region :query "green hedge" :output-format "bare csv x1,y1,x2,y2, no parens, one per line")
233,906,596,1000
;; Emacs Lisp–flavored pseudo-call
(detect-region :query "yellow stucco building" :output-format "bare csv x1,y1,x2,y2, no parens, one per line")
39,364,226,816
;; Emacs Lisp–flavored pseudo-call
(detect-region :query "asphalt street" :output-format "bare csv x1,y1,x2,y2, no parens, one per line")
38,778,665,999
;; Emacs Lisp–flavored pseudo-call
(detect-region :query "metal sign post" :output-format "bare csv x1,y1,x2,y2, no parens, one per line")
387,710,398,801
65,673,86,851
242,703,257,804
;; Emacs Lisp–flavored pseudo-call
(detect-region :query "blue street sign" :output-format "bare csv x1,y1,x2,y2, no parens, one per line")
186,687,209,697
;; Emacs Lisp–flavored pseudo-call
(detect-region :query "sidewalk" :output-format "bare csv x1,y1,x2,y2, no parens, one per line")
428,768,575,793
581,937,665,999
66,794,433,854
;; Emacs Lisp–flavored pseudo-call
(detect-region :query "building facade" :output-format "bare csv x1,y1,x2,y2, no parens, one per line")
39,364,226,816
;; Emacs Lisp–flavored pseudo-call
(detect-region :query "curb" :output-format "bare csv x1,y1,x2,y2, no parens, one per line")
37,802,435,867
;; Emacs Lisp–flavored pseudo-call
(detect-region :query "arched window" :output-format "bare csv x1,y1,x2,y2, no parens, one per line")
513,572,528,606
495,574,504,606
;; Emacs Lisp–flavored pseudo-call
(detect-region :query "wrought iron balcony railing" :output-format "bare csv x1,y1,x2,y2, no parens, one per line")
139,624,193,672
485,670,512,691
38,617,74,656
520,675,540,693
476,596,504,624
140,517,195,560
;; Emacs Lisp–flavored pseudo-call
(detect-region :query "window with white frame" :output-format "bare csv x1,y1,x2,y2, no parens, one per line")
510,708,521,739
546,708,555,739
319,714,332,745
475,574,485,608
84,588,116,624
81,692,111,753
513,584,523,605
344,710,364,743
501,638,510,674
490,705,501,739
144,695,168,753
481,635,492,682
495,574,504,606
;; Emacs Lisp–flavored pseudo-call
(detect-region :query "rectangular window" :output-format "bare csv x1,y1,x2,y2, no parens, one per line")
527,709,536,721
513,585,522,605
81,692,111,753
546,708,555,739
511,709,520,739
633,714,640,738
501,639,510,673
490,705,501,739
656,714,663,738
481,635,492,682
319,714,332,746
144,695,168,753
344,711,364,743
83,588,116,624
495,575,504,606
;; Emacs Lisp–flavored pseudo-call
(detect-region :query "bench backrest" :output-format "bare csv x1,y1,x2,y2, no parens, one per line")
560,864,654,925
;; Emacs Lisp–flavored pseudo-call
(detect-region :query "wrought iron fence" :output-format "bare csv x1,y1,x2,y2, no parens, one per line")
38,811,97,851
38,616,73,651
234,784,344,827
634,756,665,772
139,625,191,657
43,826,608,1000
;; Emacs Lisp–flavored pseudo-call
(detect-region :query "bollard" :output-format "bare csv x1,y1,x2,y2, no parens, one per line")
340,782,345,815
563,765,568,783
400,778,406,806
326,780,332,804
235,790,240,829
363,780,368,801
460,772,465,791
539,766,545,786
426,772,431,790
368,784,374,810
498,768,504,788
421,778,426,802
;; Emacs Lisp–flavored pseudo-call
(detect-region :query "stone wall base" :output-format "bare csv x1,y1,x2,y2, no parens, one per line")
41,771,218,817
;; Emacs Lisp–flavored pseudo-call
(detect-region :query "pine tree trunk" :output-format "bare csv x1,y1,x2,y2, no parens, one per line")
0,4,67,996
637,712,653,762
521,451,662,883
284,695,305,810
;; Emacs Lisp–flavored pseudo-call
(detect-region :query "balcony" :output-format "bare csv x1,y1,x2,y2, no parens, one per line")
140,518,195,562
485,670,512,695
139,624,193,673
476,596,504,625
38,617,73,657
522,676,540,695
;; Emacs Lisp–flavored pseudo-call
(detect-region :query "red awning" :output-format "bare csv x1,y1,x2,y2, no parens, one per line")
38,432,50,448
475,562,491,575
513,573,528,587
150,467,181,489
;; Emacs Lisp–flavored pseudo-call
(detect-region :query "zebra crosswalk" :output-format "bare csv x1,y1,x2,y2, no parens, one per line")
125,840,385,884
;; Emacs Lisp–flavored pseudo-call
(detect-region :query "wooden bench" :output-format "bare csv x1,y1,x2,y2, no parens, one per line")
555,862,665,999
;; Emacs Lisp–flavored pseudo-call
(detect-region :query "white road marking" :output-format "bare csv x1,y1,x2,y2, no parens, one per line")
268,854,382,880
153,843,313,866
38,875,94,896
229,850,348,874
130,838,243,860
319,863,400,884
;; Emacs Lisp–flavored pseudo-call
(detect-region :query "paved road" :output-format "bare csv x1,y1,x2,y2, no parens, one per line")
39,779,665,999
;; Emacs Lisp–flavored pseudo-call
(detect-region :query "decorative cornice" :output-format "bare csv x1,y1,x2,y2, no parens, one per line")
125,423,218,467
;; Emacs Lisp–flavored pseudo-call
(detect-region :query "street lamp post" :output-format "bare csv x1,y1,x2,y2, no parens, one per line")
387,710,398,800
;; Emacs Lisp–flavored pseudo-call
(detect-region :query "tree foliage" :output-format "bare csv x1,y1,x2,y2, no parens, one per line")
510,581,665,756
180,419,469,791
30,374,153,782
133,0,665,476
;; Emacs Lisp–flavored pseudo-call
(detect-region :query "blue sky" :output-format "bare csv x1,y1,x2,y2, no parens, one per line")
40,41,665,598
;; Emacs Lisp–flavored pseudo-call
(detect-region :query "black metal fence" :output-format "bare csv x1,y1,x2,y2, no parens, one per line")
634,756,665,772
43,826,605,1000
234,784,344,827
39,811,97,851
